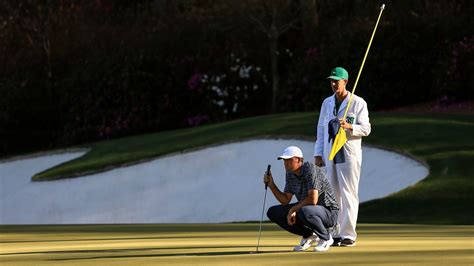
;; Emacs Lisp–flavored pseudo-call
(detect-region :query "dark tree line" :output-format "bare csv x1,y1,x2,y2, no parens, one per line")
0,0,472,156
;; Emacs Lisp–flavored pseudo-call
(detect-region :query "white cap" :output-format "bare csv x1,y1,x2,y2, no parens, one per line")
278,146,303,160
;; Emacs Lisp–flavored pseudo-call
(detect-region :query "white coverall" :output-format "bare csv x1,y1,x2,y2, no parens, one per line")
314,92,371,240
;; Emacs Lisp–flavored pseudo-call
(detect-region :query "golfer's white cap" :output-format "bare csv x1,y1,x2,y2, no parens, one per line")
278,146,303,160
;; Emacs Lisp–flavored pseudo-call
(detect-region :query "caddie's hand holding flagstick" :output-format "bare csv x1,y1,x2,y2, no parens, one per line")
329,4,385,161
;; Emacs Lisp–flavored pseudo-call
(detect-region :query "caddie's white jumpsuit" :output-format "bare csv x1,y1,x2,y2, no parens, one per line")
314,92,371,241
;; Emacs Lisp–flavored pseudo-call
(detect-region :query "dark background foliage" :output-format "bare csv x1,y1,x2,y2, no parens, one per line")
0,0,472,157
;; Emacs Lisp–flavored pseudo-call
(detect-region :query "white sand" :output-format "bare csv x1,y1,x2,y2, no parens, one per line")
0,139,428,224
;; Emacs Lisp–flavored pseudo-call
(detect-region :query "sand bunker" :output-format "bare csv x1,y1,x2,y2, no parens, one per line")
0,139,428,224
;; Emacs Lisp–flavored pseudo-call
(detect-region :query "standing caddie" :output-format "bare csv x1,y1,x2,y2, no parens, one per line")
314,67,371,246
265,146,339,252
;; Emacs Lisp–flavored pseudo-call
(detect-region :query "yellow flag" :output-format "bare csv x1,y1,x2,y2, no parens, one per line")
329,128,347,161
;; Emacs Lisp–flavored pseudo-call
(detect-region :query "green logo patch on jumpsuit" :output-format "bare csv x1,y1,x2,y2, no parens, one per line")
346,116,355,124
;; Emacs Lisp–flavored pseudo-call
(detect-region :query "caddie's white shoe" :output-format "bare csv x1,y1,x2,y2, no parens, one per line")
314,235,334,252
293,234,318,251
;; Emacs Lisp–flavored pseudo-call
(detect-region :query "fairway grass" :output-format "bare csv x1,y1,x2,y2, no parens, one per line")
1,223,473,265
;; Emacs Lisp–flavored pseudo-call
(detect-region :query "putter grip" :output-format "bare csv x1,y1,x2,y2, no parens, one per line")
265,164,271,189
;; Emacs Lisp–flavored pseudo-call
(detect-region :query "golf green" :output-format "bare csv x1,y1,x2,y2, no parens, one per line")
1,223,472,265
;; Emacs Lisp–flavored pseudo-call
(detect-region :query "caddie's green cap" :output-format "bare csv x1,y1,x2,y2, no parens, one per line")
327,67,349,80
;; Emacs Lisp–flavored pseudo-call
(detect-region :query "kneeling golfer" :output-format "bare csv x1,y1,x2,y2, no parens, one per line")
265,146,339,252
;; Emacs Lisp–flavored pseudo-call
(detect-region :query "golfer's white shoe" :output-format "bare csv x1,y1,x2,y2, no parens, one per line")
314,235,334,252
293,234,318,251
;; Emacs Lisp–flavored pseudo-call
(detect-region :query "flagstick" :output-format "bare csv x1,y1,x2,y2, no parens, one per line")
342,4,385,120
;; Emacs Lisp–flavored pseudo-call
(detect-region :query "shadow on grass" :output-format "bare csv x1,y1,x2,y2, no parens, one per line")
2,245,291,257
49,248,473,262
49,249,293,261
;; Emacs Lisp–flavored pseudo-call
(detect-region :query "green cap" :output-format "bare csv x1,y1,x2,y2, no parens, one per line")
327,67,349,80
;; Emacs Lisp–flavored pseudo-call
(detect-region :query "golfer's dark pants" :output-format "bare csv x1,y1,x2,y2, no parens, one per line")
267,203,338,241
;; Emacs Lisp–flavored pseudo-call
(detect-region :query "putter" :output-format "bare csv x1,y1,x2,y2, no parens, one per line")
255,164,271,253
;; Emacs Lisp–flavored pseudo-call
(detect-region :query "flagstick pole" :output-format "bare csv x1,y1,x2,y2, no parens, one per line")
342,4,385,121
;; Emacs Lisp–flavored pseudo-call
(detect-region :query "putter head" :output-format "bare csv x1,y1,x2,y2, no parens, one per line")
381,4,385,10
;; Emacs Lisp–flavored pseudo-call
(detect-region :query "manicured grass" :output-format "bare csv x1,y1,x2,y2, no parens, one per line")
29,113,474,224
358,113,474,225
1,223,472,265
32,113,318,181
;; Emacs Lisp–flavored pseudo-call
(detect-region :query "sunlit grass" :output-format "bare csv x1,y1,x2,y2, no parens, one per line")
1,223,473,265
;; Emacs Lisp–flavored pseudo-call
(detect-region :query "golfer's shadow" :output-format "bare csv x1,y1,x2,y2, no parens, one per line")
49,246,292,261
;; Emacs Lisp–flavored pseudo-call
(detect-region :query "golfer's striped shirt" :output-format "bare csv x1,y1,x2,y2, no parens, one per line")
284,162,339,211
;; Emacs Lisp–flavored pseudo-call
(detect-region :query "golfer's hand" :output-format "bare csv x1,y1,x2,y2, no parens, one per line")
315,156,325,167
339,119,353,131
287,210,297,226
263,170,274,188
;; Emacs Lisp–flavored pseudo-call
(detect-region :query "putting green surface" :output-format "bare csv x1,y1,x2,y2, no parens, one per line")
1,223,473,265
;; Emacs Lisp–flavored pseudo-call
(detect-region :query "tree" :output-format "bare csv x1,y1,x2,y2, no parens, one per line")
231,0,317,112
